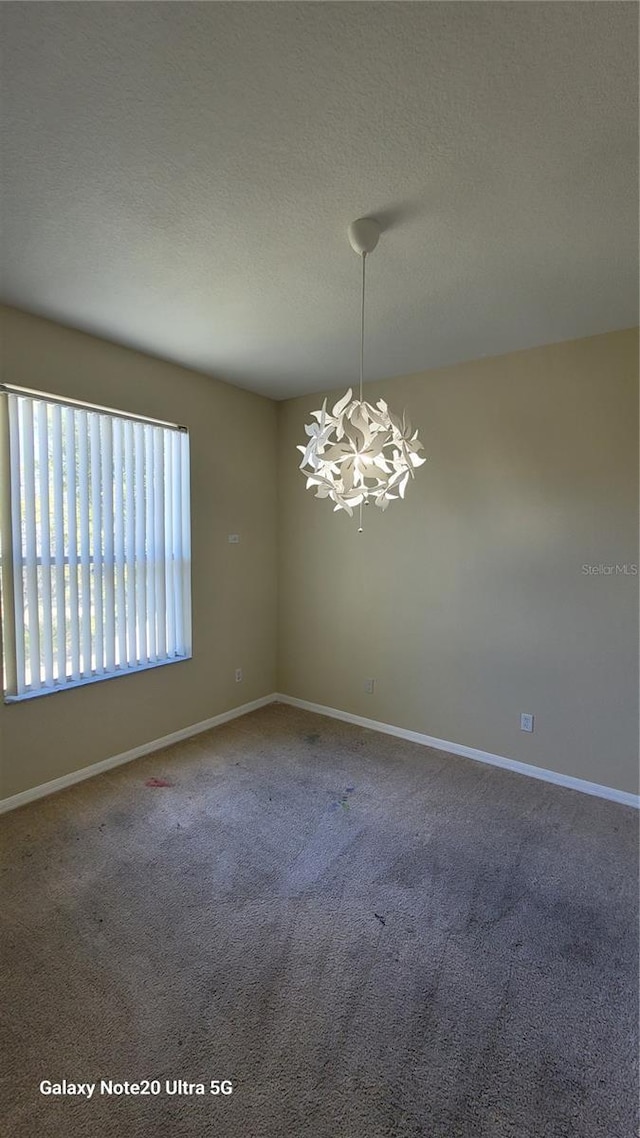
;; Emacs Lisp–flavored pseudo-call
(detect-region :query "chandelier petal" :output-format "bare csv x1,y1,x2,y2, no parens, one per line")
297,395,426,514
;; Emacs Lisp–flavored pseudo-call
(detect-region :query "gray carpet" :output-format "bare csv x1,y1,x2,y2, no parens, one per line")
1,702,637,1138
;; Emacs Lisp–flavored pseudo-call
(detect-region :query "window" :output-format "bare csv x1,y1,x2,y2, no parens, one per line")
0,386,192,701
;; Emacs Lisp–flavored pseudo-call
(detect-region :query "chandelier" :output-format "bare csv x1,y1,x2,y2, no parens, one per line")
297,218,426,530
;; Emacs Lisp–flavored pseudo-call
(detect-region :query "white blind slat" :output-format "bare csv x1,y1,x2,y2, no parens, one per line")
78,412,92,678
89,414,104,674
113,417,126,669
180,431,192,655
144,425,157,662
134,420,148,664
37,402,54,685
51,404,67,684
102,416,115,671
65,406,81,682
21,400,41,689
154,428,166,659
164,429,176,657
172,429,185,656
124,419,137,665
8,397,26,693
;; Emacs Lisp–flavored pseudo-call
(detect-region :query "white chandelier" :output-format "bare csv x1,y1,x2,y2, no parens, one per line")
297,218,426,529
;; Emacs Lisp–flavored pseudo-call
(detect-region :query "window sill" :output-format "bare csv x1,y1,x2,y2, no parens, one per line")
3,653,192,703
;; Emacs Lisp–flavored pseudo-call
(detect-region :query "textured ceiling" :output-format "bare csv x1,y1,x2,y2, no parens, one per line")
1,2,637,399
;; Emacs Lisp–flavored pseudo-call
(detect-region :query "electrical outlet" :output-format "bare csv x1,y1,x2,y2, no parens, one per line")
364,678,375,695
235,667,243,683
228,534,240,544
520,713,534,733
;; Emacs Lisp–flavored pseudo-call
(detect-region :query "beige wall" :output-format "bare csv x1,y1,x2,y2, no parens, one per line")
0,306,278,798
1,314,637,801
278,328,639,795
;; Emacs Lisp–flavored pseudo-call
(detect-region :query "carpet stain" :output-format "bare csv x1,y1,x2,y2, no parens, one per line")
328,789,354,812
144,777,174,788
304,732,321,744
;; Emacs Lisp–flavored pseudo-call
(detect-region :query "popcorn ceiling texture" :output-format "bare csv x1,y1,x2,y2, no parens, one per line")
1,703,637,1137
1,2,637,398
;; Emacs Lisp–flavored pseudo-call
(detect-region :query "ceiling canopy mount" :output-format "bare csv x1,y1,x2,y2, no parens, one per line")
347,217,381,257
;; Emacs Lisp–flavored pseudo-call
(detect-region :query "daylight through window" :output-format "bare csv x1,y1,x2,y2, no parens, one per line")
0,387,192,700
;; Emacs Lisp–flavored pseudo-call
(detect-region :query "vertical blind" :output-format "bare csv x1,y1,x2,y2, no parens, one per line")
0,389,191,699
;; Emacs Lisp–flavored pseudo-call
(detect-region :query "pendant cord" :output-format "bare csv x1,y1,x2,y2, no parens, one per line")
359,253,366,404
358,253,367,533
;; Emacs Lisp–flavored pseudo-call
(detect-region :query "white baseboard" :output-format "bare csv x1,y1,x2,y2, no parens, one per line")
273,694,640,809
0,694,277,815
3,691,638,815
